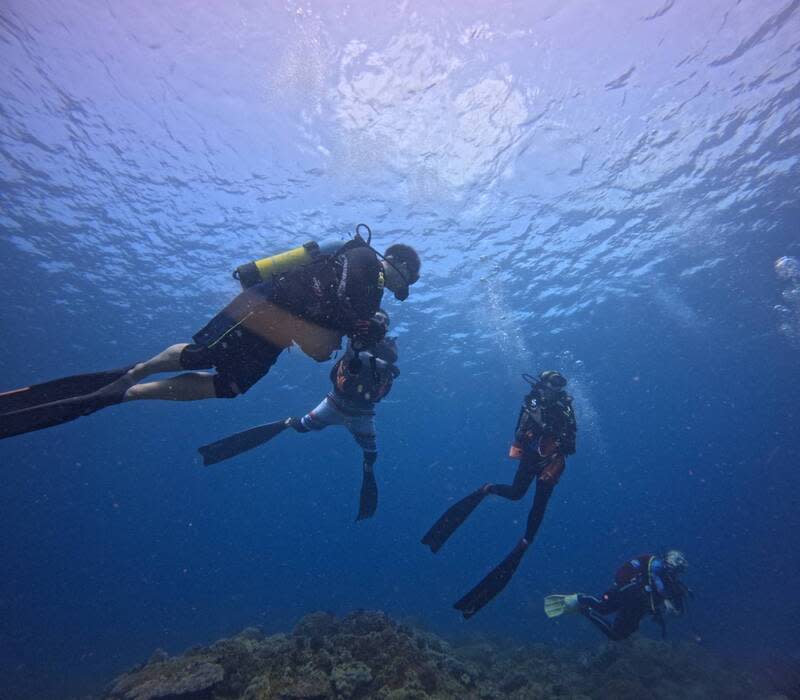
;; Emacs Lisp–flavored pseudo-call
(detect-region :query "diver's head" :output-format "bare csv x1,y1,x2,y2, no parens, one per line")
374,308,390,331
536,370,568,399
522,370,568,403
664,549,688,575
383,244,421,301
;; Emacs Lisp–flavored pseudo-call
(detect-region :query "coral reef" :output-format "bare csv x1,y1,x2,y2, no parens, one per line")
104,610,781,700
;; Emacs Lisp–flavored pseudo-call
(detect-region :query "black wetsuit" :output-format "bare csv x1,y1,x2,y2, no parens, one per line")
489,387,577,540
421,385,577,618
579,555,686,641
484,454,555,543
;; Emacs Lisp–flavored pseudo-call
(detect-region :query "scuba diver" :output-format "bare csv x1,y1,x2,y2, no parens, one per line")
422,370,577,619
0,226,420,441
197,309,399,521
544,550,690,641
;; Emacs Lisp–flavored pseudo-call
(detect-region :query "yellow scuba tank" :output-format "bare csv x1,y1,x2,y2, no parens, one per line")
233,239,342,290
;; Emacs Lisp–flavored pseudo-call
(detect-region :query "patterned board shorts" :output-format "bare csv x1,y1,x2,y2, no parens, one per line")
300,395,377,453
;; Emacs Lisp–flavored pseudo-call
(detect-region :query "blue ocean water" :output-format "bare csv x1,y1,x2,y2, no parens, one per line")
1,0,799,697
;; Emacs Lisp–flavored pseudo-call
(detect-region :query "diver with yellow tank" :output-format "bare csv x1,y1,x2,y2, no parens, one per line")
0,225,421,440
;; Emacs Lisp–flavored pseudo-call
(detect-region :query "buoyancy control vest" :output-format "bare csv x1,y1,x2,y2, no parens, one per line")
615,554,676,618
509,388,577,459
234,233,385,331
332,337,399,405
615,555,655,589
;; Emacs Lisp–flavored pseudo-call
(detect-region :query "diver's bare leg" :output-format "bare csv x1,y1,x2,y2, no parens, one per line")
126,343,190,383
81,343,195,402
124,372,219,402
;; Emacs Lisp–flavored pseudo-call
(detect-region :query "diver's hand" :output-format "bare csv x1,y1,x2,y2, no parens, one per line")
352,316,387,347
663,599,678,615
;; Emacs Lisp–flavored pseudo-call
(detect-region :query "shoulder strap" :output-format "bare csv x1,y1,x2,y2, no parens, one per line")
330,233,369,257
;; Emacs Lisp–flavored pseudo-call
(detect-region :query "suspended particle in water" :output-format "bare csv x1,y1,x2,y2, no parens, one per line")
774,256,800,280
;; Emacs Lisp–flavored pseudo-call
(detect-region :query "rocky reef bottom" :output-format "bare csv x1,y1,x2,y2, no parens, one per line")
104,610,788,700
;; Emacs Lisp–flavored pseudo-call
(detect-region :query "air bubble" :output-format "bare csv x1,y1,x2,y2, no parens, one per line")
774,256,800,280
774,304,790,316
778,322,798,338
782,286,800,306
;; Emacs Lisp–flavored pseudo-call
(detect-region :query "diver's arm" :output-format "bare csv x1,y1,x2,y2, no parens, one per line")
670,591,687,614
561,406,577,455
664,579,688,615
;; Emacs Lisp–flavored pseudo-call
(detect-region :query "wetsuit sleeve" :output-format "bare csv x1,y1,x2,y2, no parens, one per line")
658,566,687,613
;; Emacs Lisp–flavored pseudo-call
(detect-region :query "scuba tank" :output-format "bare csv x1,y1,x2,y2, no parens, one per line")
233,238,344,290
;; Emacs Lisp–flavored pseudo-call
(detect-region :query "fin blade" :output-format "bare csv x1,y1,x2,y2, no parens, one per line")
0,384,129,440
198,421,287,466
355,471,378,521
0,366,133,414
544,595,567,618
421,489,486,553
454,539,528,619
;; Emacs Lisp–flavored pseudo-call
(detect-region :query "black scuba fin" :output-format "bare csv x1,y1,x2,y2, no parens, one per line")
198,420,288,466
453,538,529,619
421,488,486,553
0,366,134,414
0,378,134,440
356,469,378,521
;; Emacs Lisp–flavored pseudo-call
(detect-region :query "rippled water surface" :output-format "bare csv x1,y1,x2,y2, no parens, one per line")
1,1,799,698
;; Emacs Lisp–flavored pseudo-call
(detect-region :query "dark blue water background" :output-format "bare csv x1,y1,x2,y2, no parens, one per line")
1,1,799,697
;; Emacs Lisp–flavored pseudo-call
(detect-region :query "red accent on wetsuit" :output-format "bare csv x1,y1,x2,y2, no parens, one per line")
538,453,566,485
614,554,654,587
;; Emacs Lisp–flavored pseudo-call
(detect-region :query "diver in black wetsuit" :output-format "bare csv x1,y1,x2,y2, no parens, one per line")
197,309,400,521
544,550,690,641
422,370,577,619
0,230,420,440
